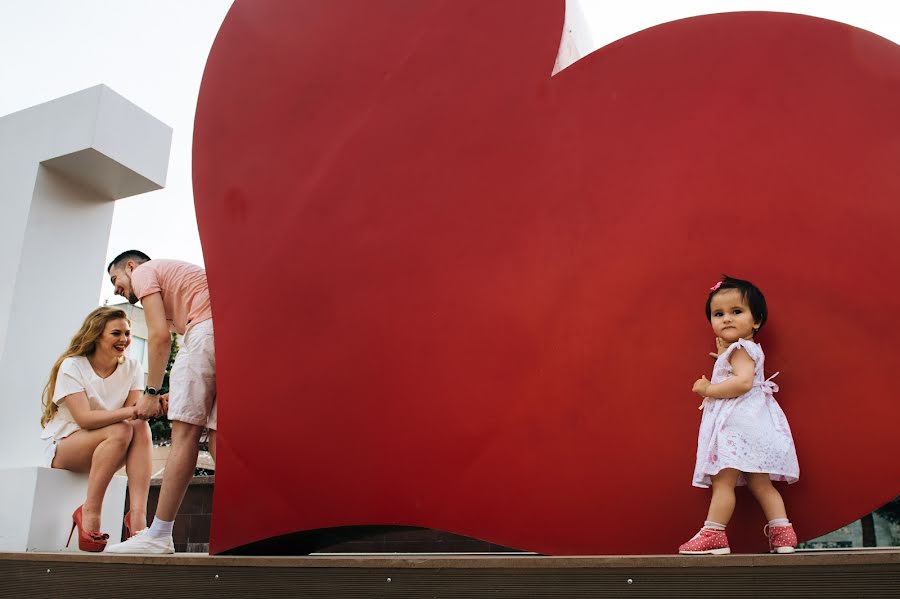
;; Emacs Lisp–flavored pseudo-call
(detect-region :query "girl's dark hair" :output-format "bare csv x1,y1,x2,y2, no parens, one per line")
705,275,768,334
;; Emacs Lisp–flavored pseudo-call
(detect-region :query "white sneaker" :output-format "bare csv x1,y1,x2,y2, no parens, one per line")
105,529,174,554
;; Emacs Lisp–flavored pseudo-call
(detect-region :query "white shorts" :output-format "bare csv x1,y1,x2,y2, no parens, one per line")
42,439,58,468
168,319,217,429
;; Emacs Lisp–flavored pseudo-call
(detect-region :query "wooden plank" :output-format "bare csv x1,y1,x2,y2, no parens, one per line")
2,551,898,598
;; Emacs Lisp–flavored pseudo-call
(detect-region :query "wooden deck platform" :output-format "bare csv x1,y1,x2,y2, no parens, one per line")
2,549,898,597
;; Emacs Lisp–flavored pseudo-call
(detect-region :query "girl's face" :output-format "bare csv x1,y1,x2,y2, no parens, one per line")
95,318,131,360
709,289,759,342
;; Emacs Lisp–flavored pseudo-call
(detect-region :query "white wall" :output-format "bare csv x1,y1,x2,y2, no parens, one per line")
0,86,171,468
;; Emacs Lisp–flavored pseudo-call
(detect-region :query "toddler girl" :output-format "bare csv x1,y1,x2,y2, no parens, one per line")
679,276,799,555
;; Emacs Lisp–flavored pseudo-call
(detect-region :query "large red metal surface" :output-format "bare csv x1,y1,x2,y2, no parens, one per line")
193,1,900,554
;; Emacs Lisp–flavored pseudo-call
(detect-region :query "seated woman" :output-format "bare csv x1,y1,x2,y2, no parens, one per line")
40,306,164,552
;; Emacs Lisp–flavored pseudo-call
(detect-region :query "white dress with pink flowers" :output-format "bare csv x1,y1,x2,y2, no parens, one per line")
692,338,799,488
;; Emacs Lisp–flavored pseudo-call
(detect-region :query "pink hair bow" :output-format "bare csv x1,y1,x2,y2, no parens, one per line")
709,281,723,292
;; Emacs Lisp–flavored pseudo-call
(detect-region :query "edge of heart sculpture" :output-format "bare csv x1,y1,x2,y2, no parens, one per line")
193,1,900,554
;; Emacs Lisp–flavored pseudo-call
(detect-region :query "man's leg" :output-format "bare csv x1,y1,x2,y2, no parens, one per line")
208,429,216,463
107,320,215,554
105,420,200,554
206,399,217,463
154,421,203,521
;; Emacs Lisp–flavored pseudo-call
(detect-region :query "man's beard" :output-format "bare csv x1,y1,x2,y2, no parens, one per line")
128,293,139,304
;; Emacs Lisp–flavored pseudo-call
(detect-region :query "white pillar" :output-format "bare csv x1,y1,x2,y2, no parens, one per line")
0,85,172,469
553,0,597,74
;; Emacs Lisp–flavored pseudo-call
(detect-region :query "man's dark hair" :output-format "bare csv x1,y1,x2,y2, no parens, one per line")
107,250,151,272
705,274,768,334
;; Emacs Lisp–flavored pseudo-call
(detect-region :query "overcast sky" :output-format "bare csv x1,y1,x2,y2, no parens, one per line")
0,0,232,304
1,1,897,306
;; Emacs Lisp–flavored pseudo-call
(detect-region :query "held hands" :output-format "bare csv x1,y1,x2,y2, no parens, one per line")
135,393,158,419
135,392,168,420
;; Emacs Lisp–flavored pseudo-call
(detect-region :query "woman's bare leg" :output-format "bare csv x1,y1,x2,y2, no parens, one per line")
124,420,153,531
52,423,133,532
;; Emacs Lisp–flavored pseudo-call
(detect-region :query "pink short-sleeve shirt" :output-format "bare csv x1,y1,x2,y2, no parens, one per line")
131,259,212,335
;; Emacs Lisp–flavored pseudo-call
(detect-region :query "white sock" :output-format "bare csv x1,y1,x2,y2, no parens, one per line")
704,520,726,530
768,518,790,528
146,517,174,538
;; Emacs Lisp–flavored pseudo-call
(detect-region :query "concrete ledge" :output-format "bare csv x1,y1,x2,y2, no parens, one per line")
0,467,126,552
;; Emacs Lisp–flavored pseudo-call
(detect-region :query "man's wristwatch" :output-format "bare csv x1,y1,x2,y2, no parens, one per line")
144,386,161,397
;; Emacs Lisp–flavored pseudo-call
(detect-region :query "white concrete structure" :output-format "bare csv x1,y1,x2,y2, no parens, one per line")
0,85,171,468
0,86,170,551
0,467,128,551
553,0,596,74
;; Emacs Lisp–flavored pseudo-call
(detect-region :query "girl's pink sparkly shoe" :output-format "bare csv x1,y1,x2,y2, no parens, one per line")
678,527,731,555
764,523,797,553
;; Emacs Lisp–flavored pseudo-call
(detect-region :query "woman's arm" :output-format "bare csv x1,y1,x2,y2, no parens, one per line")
122,388,142,408
692,348,755,399
61,391,136,430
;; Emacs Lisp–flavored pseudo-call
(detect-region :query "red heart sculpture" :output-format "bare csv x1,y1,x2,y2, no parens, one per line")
193,1,900,554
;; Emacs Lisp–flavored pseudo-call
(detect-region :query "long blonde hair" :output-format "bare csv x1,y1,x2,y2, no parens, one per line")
41,307,129,427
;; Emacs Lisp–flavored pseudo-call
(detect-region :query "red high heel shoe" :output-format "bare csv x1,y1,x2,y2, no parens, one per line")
123,511,141,539
123,511,148,538
124,511,132,539
66,506,109,552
